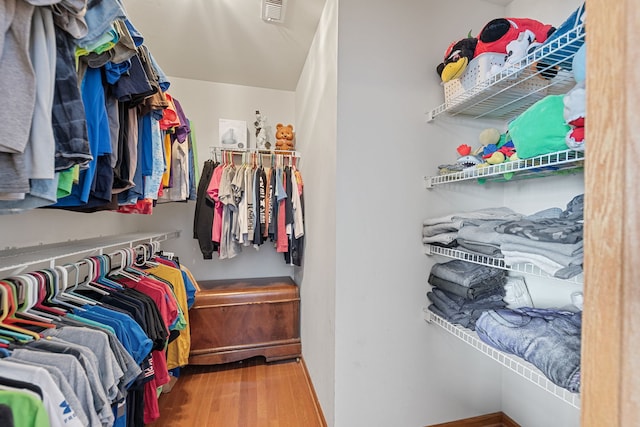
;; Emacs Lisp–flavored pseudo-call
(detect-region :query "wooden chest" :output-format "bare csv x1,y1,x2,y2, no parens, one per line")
189,276,301,365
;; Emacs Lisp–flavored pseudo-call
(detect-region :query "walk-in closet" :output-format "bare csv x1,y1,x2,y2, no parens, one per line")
0,0,635,426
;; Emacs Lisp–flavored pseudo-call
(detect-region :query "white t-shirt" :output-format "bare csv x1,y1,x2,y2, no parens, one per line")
0,359,84,427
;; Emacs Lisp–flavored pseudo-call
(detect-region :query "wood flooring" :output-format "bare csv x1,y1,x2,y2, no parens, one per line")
147,357,326,427
426,411,520,427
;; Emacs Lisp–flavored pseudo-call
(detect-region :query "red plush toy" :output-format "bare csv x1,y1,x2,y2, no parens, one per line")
435,18,556,83
475,18,556,56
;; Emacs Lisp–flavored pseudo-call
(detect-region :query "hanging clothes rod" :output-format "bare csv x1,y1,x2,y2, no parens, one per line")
209,146,302,159
0,231,181,276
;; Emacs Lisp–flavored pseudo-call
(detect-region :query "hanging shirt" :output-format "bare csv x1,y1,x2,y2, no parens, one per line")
143,263,191,370
160,133,172,188
0,360,84,427
0,390,50,427
5,355,92,427
232,164,246,244
41,326,125,403
9,348,100,427
245,164,255,243
193,160,218,259
207,162,225,244
276,168,288,253
219,165,240,259
54,67,112,207
27,337,113,426
291,166,304,239
144,116,164,199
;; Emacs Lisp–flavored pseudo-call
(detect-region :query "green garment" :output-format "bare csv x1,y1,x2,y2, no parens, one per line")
0,390,50,427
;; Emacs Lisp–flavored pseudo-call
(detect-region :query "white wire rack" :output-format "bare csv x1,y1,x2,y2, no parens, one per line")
423,244,583,284
0,231,181,275
425,150,584,188
210,146,302,159
424,310,581,409
427,23,585,122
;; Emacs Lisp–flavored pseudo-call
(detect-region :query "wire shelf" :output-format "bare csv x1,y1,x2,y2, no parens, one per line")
425,310,581,409
0,231,181,275
425,150,584,188
423,244,583,284
427,23,585,122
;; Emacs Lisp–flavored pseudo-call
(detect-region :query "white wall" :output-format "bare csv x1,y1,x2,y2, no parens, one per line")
136,77,299,281
295,0,338,424
331,1,514,426
0,209,142,249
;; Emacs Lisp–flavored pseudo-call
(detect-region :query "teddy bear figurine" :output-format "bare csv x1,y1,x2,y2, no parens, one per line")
275,123,295,151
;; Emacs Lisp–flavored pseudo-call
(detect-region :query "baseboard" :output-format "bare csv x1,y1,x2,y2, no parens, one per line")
300,357,329,427
426,411,520,427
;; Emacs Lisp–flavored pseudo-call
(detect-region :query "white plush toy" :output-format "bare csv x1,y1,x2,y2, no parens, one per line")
563,42,586,151
504,29,537,68
563,80,585,150
488,29,537,77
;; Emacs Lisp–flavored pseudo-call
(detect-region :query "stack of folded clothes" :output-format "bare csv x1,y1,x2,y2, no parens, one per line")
493,194,584,279
422,207,523,248
475,307,582,393
435,194,584,279
427,260,508,330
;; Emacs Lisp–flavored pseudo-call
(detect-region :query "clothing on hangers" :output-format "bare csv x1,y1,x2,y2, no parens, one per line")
196,149,306,264
0,237,197,426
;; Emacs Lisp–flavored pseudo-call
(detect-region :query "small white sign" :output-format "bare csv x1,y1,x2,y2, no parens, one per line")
219,119,248,149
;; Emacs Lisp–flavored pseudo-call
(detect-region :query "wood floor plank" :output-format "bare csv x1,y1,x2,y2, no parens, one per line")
425,411,521,427
256,360,269,425
148,357,326,427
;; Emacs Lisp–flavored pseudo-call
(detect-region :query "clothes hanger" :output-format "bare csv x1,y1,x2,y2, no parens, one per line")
0,285,39,341
8,275,55,322
152,240,161,255
85,255,117,294
59,263,99,306
74,259,110,296
130,244,156,270
36,269,71,314
93,254,124,289
18,273,65,321
25,271,66,317
46,266,86,311
108,248,142,281
5,274,52,322
0,280,53,330
139,243,160,266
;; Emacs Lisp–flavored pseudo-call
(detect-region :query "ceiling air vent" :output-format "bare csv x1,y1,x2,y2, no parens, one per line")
262,0,287,23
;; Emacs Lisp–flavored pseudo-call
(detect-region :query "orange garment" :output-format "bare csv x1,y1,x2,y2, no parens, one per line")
144,264,191,370
161,133,172,188
295,169,303,195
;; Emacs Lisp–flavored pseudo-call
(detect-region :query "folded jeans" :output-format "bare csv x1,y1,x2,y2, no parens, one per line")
475,307,581,392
